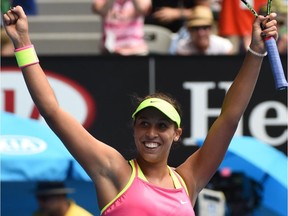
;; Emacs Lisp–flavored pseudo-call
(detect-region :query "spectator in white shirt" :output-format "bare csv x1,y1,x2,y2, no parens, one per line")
171,5,233,55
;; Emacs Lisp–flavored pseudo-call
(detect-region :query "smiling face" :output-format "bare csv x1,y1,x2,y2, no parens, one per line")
133,107,182,164
189,25,211,53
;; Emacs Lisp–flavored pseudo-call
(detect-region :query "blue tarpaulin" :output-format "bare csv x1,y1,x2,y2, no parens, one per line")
197,136,288,216
0,111,98,215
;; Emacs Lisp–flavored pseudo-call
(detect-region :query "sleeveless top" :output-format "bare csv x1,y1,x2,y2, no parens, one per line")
101,160,195,216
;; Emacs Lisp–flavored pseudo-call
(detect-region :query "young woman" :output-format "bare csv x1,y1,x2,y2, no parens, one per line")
3,6,278,215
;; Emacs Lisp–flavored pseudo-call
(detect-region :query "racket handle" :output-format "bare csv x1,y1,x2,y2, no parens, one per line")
265,37,288,90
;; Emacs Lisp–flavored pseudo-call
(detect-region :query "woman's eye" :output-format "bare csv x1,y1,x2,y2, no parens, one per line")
139,121,148,127
159,123,168,129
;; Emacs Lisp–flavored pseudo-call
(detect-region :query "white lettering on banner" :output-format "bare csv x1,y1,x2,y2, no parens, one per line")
182,81,287,147
183,82,217,145
249,101,288,146
0,135,47,155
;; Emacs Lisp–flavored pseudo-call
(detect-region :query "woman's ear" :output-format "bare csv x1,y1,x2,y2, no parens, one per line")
174,128,182,142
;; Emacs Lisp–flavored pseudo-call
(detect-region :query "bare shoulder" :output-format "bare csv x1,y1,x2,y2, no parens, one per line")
93,155,132,210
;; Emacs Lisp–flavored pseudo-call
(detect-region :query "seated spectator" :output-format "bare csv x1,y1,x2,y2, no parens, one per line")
172,5,233,55
92,0,151,56
32,181,93,216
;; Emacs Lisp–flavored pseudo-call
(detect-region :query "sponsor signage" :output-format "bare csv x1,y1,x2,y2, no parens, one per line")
0,135,47,155
1,56,287,160
1,69,95,128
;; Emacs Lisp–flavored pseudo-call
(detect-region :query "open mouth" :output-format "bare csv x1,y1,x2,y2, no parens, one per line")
144,142,159,149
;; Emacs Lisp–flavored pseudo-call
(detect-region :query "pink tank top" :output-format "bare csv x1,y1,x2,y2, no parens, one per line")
101,160,195,216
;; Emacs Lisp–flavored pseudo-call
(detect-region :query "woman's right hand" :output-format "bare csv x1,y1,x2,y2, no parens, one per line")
3,5,32,49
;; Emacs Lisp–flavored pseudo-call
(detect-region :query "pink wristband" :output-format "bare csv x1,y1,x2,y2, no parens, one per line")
15,44,34,52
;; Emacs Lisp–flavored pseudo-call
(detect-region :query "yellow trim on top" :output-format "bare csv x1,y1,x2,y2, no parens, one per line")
169,167,189,195
100,160,136,215
168,166,182,189
137,161,188,194
137,162,148,181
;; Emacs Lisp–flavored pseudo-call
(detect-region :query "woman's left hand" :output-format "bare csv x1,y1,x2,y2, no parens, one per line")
250,12,278,54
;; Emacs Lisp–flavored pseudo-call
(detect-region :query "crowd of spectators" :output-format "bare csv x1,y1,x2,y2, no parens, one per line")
1,0,287,56
146,0,287,55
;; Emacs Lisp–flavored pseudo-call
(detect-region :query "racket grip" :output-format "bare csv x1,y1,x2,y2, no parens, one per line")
265,37,288,90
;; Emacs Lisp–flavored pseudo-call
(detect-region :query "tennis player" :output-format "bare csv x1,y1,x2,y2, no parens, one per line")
3,6,278,216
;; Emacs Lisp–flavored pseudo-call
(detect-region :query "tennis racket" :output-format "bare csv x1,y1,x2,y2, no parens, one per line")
241,0,288,90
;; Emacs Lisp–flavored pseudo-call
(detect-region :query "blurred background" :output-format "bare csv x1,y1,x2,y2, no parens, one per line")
1,0,287,215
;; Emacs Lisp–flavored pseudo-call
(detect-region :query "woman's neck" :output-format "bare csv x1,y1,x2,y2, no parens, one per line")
136,158,174,189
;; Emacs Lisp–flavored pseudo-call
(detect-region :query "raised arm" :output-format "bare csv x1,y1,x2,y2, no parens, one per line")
92,0,151,16
2,6,131,205
176,13,278,203
131,0,151,16
152,7,193,23
92,0,116,16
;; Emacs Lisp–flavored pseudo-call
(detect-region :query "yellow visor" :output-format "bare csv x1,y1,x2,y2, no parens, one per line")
132,98,181,128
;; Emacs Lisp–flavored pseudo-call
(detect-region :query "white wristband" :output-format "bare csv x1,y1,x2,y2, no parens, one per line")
248,46,267,57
